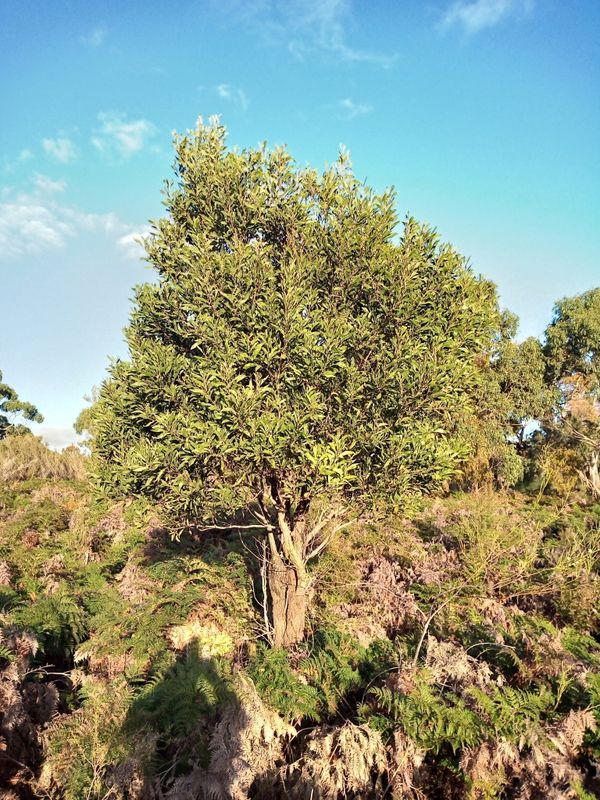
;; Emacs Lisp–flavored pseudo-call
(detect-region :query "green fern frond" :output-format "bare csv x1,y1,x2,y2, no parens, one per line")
0,642,14,662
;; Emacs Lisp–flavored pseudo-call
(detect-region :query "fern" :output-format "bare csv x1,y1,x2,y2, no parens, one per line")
299,627,364,716
364,676,564,758
128,646,230,737
0,642,14,662
13,587,87,657
469,684,556,744
247,643,320,722
365,679,483,753
41,677,140,800
562,627,600,667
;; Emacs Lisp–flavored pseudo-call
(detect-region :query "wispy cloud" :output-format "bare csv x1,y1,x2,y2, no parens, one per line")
117,226,152,260
91,112,156,158
224,0,396,68
34,174,66,194
80,25,107,47
439,0,534,35
42,137,78,163
338,97,372,120
215,83,249,111
2,148,34,175
0,185,132,260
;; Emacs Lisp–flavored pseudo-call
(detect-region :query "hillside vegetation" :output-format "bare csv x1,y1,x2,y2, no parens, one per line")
1,439,599,798
1,122,599,799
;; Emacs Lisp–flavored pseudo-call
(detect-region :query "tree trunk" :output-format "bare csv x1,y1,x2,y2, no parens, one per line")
268,561,311,647
587,451,600,498
259,497,341,647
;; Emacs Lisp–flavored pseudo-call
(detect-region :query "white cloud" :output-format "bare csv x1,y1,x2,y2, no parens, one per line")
42,137,78,163
216,83,249,111
60,206,124,235
17,149,33,162
34,174,66,194
224,0,396,67
80,26,107,46
0,201,71,255
38,426,84,451
117,226,152,260
91,112,156,158
440,0,534,35
289,0,394,65
338,97,372,120
0,187,131,260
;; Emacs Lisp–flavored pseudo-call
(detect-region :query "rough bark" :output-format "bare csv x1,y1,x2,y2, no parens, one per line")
259,491,343,647
264,513,313,648
268,560,311,648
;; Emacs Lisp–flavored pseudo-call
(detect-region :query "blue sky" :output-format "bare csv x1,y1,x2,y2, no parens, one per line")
1,0,599,448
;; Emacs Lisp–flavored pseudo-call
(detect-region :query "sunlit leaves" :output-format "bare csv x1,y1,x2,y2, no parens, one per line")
93,120,501,524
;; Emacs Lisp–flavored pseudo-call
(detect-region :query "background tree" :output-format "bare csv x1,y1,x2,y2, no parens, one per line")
93,120,502,646
74,387,100,451
0,370,43,439
458,310,551,489
541,288,600,497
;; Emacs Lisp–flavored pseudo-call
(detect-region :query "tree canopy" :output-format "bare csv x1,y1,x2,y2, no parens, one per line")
94,121,507,644
541,288,600,497
458,310,551,488
544,288,600,384
0,370,43,439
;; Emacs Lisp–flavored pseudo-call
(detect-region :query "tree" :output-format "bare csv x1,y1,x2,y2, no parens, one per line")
0,370,43,439
74,387,100,451
93,120,501,646
542,288,600,497
458,310,551,488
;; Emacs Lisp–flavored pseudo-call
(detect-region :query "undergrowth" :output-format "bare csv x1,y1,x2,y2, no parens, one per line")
1,477,599,799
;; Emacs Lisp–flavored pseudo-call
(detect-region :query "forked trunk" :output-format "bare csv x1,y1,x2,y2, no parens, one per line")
260,498,343,647
268,562,311,647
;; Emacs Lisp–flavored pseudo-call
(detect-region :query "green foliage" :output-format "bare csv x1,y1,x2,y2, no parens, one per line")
300,627,367,716
544,514,600,628
0,369,43,439
13,587,87,658
458,310,551,488
544,289,600,384
76,549,255,681
42,677,143,800
129,646,230,738
11,496,71,535
74,386,100,451
365,675,561,756
247,643,321,722
0,642,15,662
93,120,501,525
447,499,543,598
366,678,482,753
408,492,600,651
562,628,600,666
469,684,558,743
248,625,400,725
539,288,600,499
